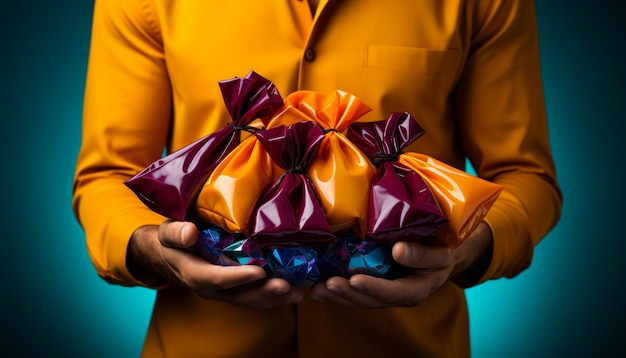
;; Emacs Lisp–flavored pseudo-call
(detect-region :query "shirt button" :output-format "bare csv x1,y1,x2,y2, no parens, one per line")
304,48,316,62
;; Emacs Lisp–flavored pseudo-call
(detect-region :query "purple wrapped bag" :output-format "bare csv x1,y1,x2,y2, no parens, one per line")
124,71,283,220
251,121,336,248
346,112,447,244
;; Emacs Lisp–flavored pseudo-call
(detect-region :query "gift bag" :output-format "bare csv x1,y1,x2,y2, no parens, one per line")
194,133,275,235
399,153,502,247
250,121,336,247
346,112,448,244
348,112,503,248
267,90,376,236
124,70,283,221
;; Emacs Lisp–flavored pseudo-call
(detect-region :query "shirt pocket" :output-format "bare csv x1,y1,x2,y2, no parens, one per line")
367,45,460,75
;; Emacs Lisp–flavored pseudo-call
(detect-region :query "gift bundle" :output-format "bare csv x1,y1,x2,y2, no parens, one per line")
125,71,503,285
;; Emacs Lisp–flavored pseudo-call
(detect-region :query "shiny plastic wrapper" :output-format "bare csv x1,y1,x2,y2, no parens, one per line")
220,238,268,267
267,90,376,236
250,121,336,247
124,70,283,220
269,247,320,285
193,227,398,285
195,134,274,235
346,112,448,244
317,232,396,280
399,153,502,247
348,112,503,248
194,226,231,263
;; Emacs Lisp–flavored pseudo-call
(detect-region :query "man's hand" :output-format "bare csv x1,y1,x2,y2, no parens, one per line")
310,222,493,308
127,220,303,309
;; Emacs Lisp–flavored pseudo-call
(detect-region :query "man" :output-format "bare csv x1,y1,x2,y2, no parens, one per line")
73,0,562,356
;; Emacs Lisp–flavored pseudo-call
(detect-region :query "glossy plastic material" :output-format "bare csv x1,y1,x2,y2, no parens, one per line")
195,134,274,234
125,70,283,220
347,112,448,244
251,121,336,247
348,112,503,248
269,247,320,285
317,232,396,280
192,227,399,285
268,90,376,235
399,153,502,247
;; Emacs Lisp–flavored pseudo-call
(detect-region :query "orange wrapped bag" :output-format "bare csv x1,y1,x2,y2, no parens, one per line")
125,71,283,221
399,154,502,247
347,112,503,248
267,90,376,236
194,133,275,235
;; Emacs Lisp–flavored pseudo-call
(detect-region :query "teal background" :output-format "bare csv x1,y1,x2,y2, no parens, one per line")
1,1,624,356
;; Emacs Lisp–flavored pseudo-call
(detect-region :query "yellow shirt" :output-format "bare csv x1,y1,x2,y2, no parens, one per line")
73,0,562,356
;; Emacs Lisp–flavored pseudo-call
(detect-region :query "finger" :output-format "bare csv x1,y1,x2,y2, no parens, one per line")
160,246,267,290
311,276,384,308
311,287,360,308
199,264,269,290
313,272,442,308
311,279,359,307
217,279,304,309
392,241,453,270
348,274,426,307
158,220,198,248
350,267,454,306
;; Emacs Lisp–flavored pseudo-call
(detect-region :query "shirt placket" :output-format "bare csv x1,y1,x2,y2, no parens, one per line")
287,2,331,356
290,0,331,90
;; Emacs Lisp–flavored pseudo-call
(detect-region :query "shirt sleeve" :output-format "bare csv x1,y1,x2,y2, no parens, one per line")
454,0,563,283
72,0,170,287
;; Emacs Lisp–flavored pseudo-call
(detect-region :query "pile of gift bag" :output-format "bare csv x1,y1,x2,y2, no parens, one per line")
125,71,502,285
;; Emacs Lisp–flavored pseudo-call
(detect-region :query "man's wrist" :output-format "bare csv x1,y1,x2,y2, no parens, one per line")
451,222,494,288
126,225,166,287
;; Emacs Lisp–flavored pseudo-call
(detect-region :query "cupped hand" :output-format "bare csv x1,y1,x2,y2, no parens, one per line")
310,223,493,309
128,220,303,309
310,240,454,308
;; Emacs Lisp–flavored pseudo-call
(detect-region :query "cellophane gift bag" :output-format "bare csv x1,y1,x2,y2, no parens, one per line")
124,70,283,221
250,120,336,248
346,112,448,244
194,129,275,235
194,120,336,285
347,112,503,248
267,90,376,236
